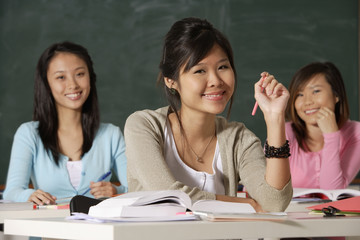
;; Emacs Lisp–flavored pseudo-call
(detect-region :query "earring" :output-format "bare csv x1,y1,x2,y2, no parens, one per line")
169,88,177,95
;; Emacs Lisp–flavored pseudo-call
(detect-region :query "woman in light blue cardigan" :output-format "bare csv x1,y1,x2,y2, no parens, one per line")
4,42,127,205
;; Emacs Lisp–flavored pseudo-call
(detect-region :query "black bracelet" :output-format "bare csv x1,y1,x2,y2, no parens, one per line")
264,140,291,158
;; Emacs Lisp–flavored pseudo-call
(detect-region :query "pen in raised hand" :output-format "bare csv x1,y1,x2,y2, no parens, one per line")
81,170,112,196
251,73,267,116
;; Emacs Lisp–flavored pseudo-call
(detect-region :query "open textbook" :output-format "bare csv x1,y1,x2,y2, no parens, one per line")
87,190,287,222
88,190,256,218
293,188,360,201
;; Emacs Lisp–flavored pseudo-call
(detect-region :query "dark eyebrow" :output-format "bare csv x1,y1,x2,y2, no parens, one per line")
52,67,86,75
195,58,229,67
74,66,86,71
307,84,324,89
218,58,230,63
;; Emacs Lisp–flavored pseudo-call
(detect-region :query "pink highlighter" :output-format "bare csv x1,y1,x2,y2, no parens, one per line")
251,75,266,116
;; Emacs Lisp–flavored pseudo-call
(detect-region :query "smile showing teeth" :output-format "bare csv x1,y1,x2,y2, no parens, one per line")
204,94,222,97
305,109,318,114
202,91,225,101
66,92,81,98
203,91,225,97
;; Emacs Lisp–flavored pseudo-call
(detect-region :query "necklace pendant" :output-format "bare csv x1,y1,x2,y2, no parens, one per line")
196,157,203,163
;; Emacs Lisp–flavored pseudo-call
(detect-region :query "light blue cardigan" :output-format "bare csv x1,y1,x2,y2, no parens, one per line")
4,122,128,202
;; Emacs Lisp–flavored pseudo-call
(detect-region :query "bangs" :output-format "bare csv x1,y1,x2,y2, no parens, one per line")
293,73,317,94
183,30,216,72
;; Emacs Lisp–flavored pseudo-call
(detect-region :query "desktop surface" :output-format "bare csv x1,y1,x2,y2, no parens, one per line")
4,212,360,240
0,208,70,224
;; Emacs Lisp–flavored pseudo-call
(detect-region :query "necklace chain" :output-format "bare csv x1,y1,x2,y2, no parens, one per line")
184,133,215,163
178,111,215,163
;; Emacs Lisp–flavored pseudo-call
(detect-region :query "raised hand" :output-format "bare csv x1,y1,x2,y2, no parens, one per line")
254,72,289,117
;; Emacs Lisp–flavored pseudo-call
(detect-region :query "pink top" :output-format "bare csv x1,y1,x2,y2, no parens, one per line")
285,120,360,189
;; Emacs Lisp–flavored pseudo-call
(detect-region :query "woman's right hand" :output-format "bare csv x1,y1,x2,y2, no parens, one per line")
89,181,117,199
28,189,57,205
216,194,264,213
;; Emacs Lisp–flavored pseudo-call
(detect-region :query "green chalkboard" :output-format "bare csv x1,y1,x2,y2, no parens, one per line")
0,0,359,185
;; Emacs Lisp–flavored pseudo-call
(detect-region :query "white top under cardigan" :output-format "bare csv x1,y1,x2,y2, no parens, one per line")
66,161,82,190
164,120,225,195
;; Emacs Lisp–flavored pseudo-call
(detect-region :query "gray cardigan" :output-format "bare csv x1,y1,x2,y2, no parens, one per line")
124,107,292,211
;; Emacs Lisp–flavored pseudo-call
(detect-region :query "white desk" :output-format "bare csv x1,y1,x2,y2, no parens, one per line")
4,212,360,240
0,209,69,240
0,209,70,224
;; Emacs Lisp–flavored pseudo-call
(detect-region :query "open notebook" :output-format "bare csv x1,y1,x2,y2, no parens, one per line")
293,188,360,201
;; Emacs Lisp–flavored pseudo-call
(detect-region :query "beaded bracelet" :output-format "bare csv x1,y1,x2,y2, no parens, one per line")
264,140,291,158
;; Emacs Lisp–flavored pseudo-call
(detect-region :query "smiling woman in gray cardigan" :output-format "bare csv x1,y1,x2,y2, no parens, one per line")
124,17,292,212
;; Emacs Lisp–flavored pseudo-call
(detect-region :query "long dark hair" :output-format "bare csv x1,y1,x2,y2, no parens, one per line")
285,62,349,150
33,41,100,164
157,17,237,120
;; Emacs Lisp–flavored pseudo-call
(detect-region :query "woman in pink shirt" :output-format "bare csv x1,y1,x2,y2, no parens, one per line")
285,62,360,189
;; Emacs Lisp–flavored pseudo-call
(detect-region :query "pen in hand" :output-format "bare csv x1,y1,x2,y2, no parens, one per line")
81,170,112,196
251,74,267,116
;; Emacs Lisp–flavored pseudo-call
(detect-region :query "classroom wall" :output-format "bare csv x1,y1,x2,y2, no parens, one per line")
0,0,359,185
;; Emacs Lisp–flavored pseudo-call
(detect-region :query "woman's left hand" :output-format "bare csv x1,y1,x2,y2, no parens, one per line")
316,107,339,134
254,72,289,116
89,181,117,198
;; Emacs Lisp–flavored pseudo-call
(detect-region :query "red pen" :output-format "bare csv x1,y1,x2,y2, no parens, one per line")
251,74,266,116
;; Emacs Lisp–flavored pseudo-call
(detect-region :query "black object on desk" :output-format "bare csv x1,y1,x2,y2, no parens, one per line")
70,195,103,214
322,206,345,217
